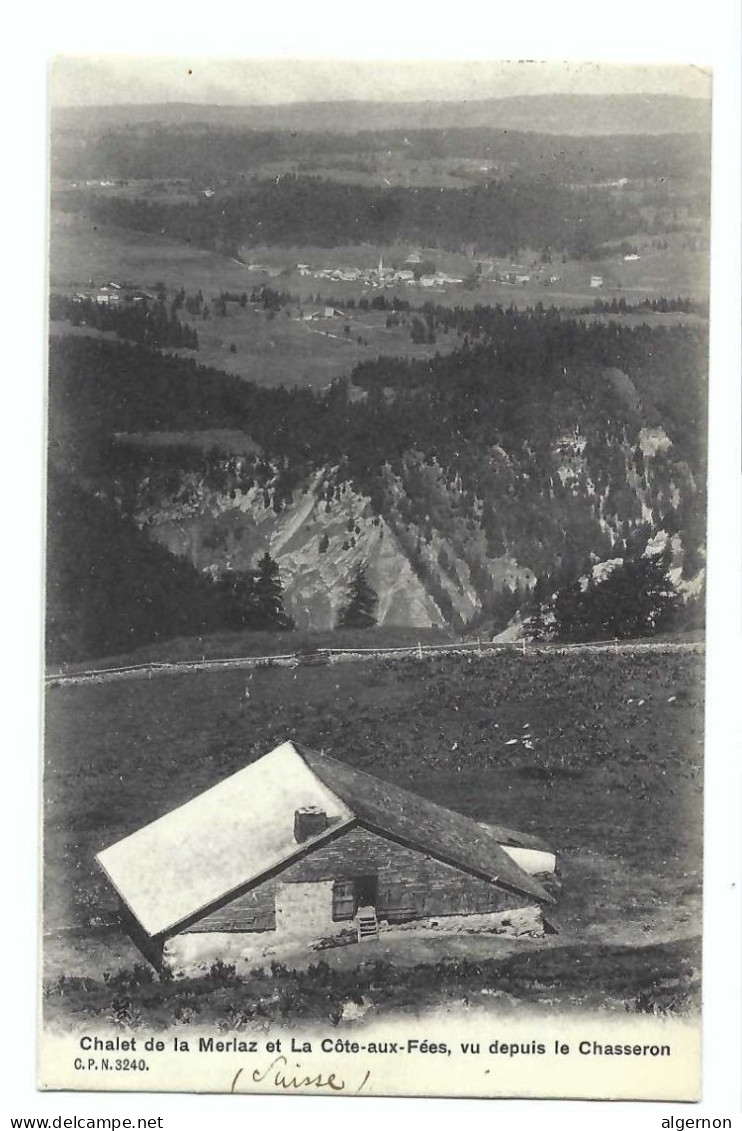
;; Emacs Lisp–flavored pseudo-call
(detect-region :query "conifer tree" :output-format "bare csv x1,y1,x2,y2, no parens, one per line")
254,551,294,630
336,563,378,629
550,549,680,642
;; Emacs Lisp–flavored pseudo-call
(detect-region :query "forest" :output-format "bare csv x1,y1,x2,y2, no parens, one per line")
46,469,293,662
49,294,200,351
53,174,645,259
48,311,707,485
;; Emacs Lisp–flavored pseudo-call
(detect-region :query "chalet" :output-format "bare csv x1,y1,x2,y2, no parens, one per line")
301,308,343,321
95,282,123,306
97,741,558,974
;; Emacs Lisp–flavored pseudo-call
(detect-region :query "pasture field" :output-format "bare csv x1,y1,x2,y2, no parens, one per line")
48,299,443,390
49,210,256,295
177,301,442,389
43,646,703,1024
51,625,454,675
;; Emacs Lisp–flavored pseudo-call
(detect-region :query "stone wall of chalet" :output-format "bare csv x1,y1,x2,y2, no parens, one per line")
180,824,526,935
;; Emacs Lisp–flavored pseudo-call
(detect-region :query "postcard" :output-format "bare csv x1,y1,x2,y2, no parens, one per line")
40,56,710,1100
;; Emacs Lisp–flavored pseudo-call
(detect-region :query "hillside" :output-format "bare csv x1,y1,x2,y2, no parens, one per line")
46,307,707,660
145,472,443,630
50,122,710,187
52,94,711,135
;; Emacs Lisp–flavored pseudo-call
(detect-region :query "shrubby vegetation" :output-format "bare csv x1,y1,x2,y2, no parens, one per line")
43,940,700,1029
577,296,708,316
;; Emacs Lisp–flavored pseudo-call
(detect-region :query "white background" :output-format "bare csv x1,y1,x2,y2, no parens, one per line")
2,1,740,1125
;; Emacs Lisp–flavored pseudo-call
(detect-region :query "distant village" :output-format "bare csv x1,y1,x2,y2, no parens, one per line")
64,245,650,313
245,247,644,294
248,250,568,292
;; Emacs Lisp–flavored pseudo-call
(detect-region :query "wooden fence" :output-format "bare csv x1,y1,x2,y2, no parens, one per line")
45,637,704,688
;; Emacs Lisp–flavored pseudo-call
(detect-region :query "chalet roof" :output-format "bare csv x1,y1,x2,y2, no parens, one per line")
476,821,553,854
96,742,354,937
97,740,553,938
296,746,553,904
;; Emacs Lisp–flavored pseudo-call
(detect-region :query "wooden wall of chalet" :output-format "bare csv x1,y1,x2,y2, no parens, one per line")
180,825,526,935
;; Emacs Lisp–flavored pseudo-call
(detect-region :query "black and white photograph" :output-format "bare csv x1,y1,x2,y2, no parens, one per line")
32,49,732,1103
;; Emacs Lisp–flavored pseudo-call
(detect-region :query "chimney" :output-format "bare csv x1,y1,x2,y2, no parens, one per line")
294,806,329,843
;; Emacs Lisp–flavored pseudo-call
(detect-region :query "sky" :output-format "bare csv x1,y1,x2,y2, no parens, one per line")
51,57,712,107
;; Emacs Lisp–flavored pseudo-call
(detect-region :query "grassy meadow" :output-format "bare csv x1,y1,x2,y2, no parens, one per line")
177,301,442,389
43,645,703,1024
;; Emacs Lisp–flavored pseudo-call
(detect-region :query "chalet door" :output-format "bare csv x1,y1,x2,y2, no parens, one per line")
332,876,378,920
355,875,378,909
332,880,356,921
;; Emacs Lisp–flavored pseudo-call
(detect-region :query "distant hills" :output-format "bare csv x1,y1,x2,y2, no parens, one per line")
54,93,711,136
